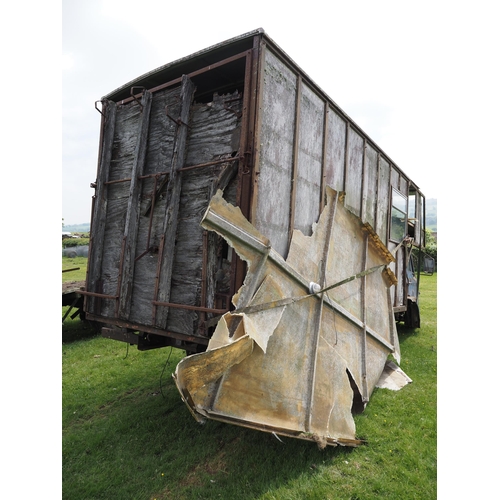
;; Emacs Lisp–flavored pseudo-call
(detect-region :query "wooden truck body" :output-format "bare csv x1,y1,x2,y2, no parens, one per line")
84,29,425,352
83,29,426,446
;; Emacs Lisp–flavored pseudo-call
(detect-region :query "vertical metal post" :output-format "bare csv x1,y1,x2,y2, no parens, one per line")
320,101,329,213
234,39,261,299
360,138,367,222
343,122,350,194
305,191,338,432
288,74,302,250
373,153,381,238
360,232,369,402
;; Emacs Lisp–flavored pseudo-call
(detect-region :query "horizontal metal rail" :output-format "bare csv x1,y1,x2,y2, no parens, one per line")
102,156,241,186
179,155,242,172
78,290,118,300
85,312,210,345
117,51,250,106
62,267,80,273
152,301,228,315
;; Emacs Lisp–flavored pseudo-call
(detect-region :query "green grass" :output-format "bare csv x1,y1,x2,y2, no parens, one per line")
63,257,94,341
62,272,437,500
62,256,88,282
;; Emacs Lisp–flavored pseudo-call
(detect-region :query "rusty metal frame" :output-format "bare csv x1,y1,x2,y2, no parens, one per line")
135,173,160,262
97,46,260,328
85,312,209,346
115,51,251,106
229,37,262,304
152,301,227,315
89,49,255,327
88,54,254,332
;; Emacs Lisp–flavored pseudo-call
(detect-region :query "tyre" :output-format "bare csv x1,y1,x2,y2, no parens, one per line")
404,300,420,329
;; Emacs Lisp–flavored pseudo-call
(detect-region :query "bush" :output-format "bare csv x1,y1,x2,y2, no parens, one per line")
424,243,437,264
63,238,90,248
413,244,436,274
423,229,437,269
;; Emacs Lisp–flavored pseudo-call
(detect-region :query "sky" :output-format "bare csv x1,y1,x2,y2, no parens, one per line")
59,0,499,226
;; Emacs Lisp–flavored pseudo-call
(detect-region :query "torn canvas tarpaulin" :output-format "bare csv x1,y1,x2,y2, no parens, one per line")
173,187,410,447
376,361,413,391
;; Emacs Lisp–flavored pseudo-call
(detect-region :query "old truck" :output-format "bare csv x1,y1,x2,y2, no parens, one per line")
82,29,426,447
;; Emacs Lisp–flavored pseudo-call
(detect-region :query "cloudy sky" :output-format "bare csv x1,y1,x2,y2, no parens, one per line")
60,0,499,226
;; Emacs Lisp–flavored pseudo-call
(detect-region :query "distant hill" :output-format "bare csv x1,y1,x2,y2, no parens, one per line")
63,223,90,233
426,199,437,232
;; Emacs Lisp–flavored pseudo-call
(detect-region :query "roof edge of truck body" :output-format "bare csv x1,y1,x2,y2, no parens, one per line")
102,28,422,194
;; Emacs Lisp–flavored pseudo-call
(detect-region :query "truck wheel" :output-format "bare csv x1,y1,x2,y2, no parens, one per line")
404,300,420,329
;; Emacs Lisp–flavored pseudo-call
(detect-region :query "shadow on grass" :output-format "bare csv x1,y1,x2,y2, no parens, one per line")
63,342,359,500
62,313,99,344
395,323,419,346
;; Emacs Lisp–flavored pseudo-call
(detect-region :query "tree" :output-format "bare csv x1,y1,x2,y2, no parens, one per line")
423,228,437,268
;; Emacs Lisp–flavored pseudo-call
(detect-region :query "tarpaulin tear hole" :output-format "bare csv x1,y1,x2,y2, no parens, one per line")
346,369,365,415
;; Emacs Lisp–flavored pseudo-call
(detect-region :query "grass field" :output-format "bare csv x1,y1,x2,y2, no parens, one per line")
62,259,437,499
62,257,88,282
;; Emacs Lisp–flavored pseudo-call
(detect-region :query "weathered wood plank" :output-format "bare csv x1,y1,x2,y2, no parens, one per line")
98,102,142,317
345,128,364,217
325,107,346,194
294,82,323,236
128,86,182,325
168,92,242,334
362,143,378,228
118,90,153,319
155,75,196,328
255,50,297,257
87,100,116,314
376,156,390,245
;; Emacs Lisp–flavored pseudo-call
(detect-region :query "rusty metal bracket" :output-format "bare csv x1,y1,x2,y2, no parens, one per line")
165,105,190,128
136,173,162,261
62,296,81,323
130,87,146,111
223,95,243,118
95,101,104,116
